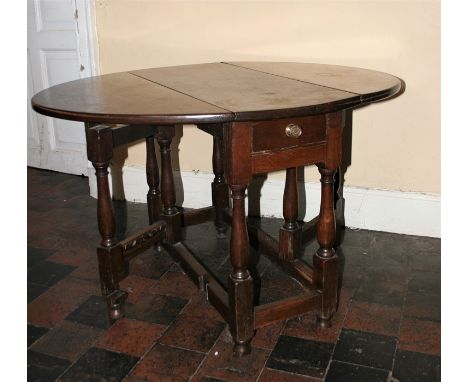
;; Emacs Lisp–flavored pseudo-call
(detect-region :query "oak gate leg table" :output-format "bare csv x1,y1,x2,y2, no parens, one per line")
32,62,403,356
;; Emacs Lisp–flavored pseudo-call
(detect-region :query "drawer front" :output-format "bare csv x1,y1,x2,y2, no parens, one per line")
252,115,326,153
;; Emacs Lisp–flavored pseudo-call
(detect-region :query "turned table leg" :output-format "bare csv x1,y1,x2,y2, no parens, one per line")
313,166,339,327
212,134,229,237
157,129,182,244
334,166,345,248
146,135,161,224
228,184,254,356
279,167,302,260
86,125,127,321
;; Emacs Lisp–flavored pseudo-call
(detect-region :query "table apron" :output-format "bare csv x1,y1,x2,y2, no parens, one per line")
251,142,326,174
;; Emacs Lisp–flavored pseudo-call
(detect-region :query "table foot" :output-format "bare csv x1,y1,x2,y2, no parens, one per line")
106,289,128,321
216,227,228,239
155,242,164,252
317,316,332,329
233,340,252,357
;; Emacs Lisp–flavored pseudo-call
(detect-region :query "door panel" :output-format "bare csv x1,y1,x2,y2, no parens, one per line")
27,0,96,175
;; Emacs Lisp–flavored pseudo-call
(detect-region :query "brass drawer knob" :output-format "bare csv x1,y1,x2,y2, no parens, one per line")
285,124,302,138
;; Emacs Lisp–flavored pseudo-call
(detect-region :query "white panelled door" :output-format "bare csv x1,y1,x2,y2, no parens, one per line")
27,0,98,175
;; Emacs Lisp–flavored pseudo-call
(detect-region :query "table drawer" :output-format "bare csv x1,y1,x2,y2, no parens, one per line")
252,115,326,153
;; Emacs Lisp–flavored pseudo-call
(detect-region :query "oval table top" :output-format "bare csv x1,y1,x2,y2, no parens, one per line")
31,62,403,125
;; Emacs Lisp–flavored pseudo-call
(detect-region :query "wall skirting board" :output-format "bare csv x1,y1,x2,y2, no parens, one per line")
88,165,441,238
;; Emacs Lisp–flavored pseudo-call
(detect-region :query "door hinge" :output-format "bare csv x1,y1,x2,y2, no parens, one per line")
74,9,78,20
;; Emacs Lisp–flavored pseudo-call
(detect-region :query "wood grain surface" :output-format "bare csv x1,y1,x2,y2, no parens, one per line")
32,62,402,125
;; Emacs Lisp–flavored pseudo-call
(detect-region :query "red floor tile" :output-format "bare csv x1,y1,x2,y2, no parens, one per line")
70,258,100,282
130,343,205,381
120,275,159,304
252,321,284,350
159,314,226,353
192,339,269,382
181,293,225,322
96,318,167,357
399,317,441,356
48,247,94,267
149,269,199,299
344,301,401,337
28,277,98,328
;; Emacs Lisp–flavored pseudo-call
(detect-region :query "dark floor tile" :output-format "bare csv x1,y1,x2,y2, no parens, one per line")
363,263,411,285
96,318,166,357
339,264,364,290
29,168,72,186
215,243,272,282
181,293,225,322
251,321,284,350
259,266,306,304
404,234,441,254
149,269,199,299
28,324,49,347
344,301,401,337
283,288,352,343
28,282,49,303
28,246,53,269
325,360,389,382
258,369,321,381
403,292,440,321
392,349,441,382
366,232,412,268
128,249,174,279
60,347,138,382
28,350,71,382
160,314,225,353
122,377,147,382
408,271,441,295
30,320,103,361
409,253,441,272
48,246,94,267
266,335,334,379
28,277,98,328
28,261,76,287
353,277,407,307
333,329,396,370
29,233,75,253
70,258,100,282
126,293,188,325
120,275,160,304
193,339,269,382
399,317,440,356
28,196,61,213
66,295,112,329
338,243,370,266
184,223,236,277
130,343,205,381
340,228,374,250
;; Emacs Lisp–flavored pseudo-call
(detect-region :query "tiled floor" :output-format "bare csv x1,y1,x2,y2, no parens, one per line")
27,168,441,381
